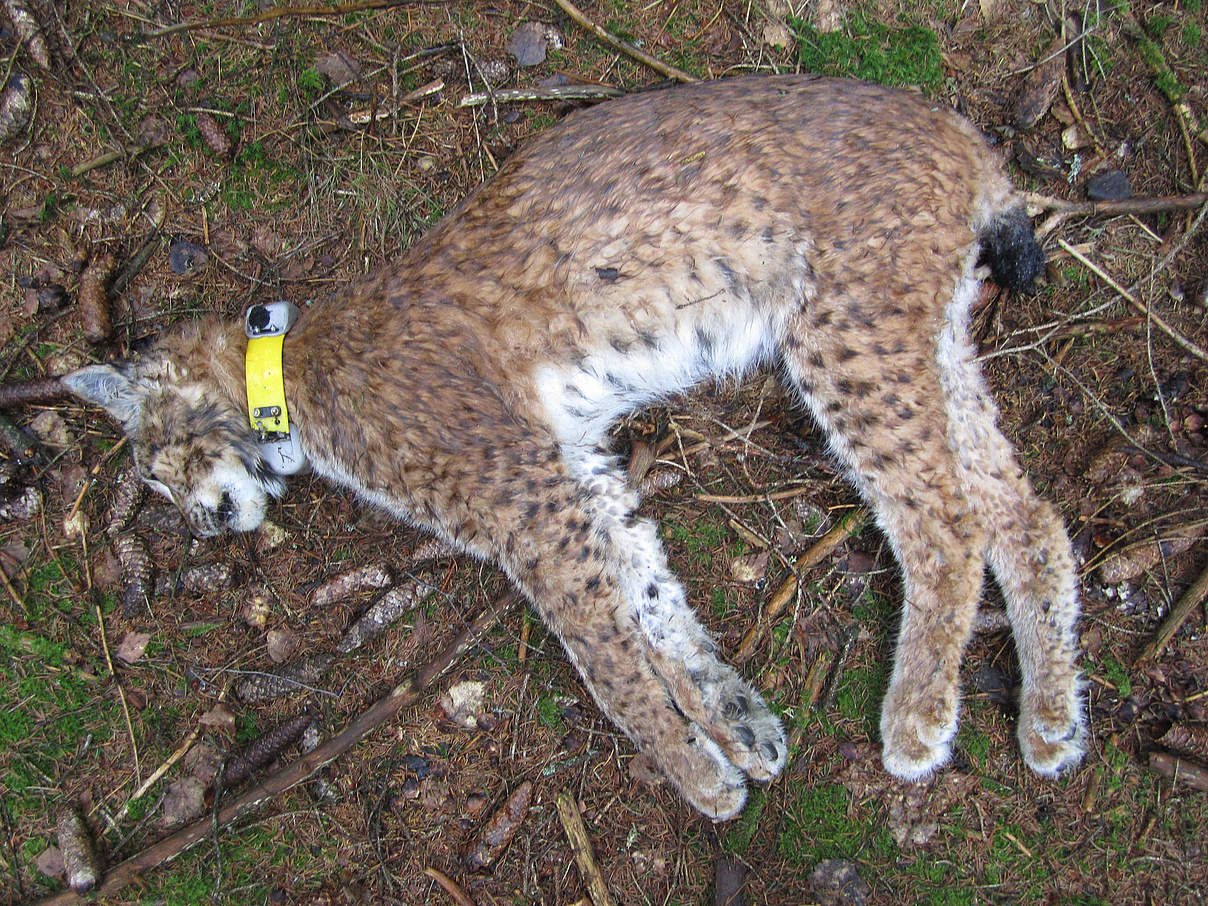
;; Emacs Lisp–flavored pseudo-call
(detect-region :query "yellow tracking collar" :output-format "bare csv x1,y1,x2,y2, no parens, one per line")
244,301,307,475
245,332,290,437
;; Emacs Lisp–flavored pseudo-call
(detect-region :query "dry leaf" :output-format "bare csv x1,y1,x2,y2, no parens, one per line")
0,540,29,578
729,550,770,583
266,628,299,664
762,20,793,48
241,591,273,629
159,777,206,828
506,21,549,67
184,741,223,783
34,844,64,880
1013,31,1067,130
199,703,237,732
440,680,486,728
314,50,362,87
114,631,151,665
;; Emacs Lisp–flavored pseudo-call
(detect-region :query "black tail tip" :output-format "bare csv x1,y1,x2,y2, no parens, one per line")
978,209,1045,292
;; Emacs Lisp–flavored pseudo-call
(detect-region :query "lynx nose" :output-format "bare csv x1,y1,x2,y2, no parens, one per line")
217,491,234,523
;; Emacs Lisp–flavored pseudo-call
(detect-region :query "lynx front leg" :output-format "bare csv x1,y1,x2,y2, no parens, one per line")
483,450,752,818
563,448,788,782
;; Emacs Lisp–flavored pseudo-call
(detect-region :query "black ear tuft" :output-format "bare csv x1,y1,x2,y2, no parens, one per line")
62,363,144,429
978,208,1046,292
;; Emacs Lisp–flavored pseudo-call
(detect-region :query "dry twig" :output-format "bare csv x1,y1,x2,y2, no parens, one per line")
1134,561,1208,665
460,85,625,107
423,867,476,906
144,0,410,37
552,0,698,83
735,508,868,663
34,595,515,906
555,791,617,906
1026,191,1208,216
1057,239,1208,363
0,377,70,408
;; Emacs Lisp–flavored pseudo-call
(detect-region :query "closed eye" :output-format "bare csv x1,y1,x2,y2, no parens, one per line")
143,477,174,501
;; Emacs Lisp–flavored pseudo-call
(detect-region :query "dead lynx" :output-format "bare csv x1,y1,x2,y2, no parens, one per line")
66,76,1085,819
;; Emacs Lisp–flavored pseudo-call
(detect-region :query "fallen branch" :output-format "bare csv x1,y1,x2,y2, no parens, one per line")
555,791,617,906
460,85,625,108
1134,561,1208,666
1026,191,1208,216
0,377,71,409
34,594,516,906
735,508,868,663
552,0,698,84
1148,752,1208,792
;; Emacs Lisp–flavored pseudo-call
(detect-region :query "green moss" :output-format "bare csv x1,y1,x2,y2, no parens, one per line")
790,12,943,89
724,786,767,855
779,782,895,864
536,695,564,731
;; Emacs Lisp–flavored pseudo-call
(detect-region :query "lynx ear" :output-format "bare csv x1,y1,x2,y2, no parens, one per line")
62,363,145,429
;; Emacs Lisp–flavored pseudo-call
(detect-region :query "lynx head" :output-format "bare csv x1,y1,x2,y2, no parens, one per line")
63,322,285,537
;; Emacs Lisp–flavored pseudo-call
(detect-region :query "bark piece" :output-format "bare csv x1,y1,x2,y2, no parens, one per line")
462,780,533,870
78,254,115,344
1014,31,1067,129
311,562,392,608
55,810,99,894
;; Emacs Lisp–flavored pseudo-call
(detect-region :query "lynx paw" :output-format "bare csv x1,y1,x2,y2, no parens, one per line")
1018,687,1086,776
693,667,787,782
659,725,748,820
880,692,958,781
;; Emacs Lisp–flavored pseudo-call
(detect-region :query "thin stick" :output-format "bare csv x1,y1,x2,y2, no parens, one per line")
1057,239,1208,363
697,485,813,505
735,508,868,663
1025,191,1208,216
555,791,617,906
552,0,698,84
1134,561,1208,665
114,725,202,823
63,437,128,529
459,85,626,107
423,867,477,906
34,595,516,906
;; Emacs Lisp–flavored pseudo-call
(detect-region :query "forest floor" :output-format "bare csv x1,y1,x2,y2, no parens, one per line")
1,1,1207,904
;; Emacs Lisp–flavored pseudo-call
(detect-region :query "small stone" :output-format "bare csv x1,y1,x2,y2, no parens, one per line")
809,859,870,906
168,237,208,275
266,629,300,663
1086,170,1132,202
506,21,549,67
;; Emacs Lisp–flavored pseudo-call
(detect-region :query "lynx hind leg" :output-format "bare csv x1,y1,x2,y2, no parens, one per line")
781,303,988,781
564,448,788,782
938,280,1086,775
